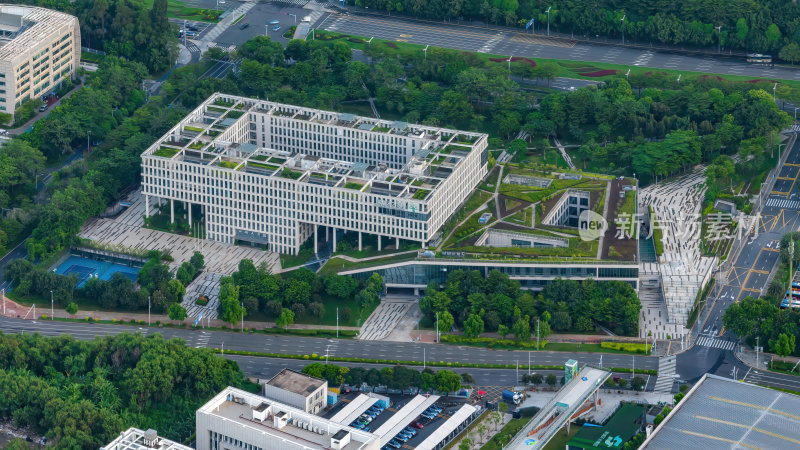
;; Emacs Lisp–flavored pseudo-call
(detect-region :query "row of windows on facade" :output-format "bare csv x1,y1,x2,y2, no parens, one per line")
145,173,432,215
256,132,407,166
209,431,263,450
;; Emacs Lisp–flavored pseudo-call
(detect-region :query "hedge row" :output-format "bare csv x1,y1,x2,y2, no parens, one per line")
441,334,549,349
600,342,650,354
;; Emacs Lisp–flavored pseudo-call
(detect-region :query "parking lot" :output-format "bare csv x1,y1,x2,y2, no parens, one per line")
324,392,473,449
213,1,309,47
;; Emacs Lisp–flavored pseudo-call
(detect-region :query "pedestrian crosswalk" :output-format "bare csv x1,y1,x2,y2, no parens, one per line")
766,197,800,209
194,332,211,349
696,336,736,350
792,123,800,132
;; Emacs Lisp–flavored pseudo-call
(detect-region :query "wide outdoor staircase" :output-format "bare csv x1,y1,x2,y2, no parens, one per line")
653,356,676,394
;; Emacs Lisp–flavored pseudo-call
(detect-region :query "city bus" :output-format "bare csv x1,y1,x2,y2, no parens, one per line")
746,53,772,64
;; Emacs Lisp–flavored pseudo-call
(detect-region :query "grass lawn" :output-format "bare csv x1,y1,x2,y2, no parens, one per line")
438,190,493,241
142,0,221,22
7,290,147,317
506,207,533,227
319,253,417,274
542,424,580,450
480,166,501,192
314,30,800,88
281,240,314,268
247,295,377,327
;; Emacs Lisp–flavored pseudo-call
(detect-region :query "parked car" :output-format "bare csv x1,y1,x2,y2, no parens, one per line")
269,19,279,25
272,25,281,32
38,104,48,112
239,22,249,30
411,422,424,429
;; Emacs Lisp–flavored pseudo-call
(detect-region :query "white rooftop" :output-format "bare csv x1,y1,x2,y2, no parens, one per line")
415,404,478,450
101,427,192,450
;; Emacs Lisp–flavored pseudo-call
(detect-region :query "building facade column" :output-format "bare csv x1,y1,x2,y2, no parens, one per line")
170,199,174,223
314,224,318,254
396,237,399,249
188,202,192,226
326,226,329,241
358,231,362,251
144,194,149,218
332,228,337,252
378,235,382,251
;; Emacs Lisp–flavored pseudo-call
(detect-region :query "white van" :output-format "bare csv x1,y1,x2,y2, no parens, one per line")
302,15,311,23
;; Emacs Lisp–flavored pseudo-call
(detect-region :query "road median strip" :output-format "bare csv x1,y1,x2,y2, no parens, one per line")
215,349,658,374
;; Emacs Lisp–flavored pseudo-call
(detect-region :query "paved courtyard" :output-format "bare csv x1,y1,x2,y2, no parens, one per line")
80,189,279,277
183,271,223,320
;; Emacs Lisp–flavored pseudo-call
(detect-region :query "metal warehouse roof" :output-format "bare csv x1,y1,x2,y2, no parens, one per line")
642,374,800,449
415,404,478,450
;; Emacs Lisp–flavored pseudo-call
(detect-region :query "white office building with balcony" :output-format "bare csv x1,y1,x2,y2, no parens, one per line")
141,93,488,255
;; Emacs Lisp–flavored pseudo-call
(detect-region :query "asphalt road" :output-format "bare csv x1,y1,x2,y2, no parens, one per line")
0,317,658,370
214,1,305,48
677,131,800,391
318,12,800,83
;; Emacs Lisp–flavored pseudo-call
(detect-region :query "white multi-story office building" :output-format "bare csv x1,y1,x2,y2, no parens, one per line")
0,5,79,116
141,93,488,255
196,387,379,450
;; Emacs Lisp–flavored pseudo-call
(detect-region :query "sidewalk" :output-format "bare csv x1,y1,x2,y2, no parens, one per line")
1,295,359,332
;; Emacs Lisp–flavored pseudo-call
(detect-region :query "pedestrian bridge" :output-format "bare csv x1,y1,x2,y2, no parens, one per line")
507,366,611,449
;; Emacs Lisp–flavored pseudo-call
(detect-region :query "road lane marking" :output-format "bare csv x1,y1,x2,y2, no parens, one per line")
695,415,800,445
679,430,760,449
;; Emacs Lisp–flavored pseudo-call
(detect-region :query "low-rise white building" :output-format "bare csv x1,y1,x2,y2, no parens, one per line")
141,93,488,255
263,368,327,414
195,387,379,450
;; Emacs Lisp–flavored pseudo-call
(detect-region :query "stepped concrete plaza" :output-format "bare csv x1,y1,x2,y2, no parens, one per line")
639,171,715,339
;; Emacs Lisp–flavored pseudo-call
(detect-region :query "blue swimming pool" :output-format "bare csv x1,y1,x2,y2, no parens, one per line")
55,255,141,288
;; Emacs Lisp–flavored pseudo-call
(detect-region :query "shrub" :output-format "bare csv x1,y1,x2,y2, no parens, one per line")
600,341,648,353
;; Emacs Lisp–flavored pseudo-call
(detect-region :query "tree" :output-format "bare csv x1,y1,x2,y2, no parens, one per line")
459,438,471,450
735,18,749,42
631,376,646,391
498,324,510,338
438,310,455,334
771,333,796,362
545,374,557,387
461,372,475,384
463,311,485,338
276,308,295,330
780,43,800,66
435,369,462,394
531,373,543,388
618,378,628,388
65,302,78,316
766,24,782,47
512,315,531,341
168,303,187,322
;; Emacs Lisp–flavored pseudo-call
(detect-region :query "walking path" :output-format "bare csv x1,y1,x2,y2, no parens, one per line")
9,81,82,134
552,137,576,170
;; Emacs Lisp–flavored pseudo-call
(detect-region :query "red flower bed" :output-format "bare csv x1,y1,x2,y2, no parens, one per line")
746,79,778,84
489,57,537,67
579,70,617,77
511,56,536,67
384,42,398,49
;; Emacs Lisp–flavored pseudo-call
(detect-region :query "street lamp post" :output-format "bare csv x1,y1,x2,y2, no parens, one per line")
620,15,626,45
715,26,722,53
265,25,268,37
545,7,551,36
794,106,799,120
435,311,439,342
148,296,151,326
50,290,53,320
507,55,513,76
773,82,778,100
423,44,429,60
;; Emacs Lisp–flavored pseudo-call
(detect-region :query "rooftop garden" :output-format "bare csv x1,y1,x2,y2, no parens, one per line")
412,189,430,200
373,126,391,132
412,179,425,187
184,126,205,133
188,141,205,150
217,161,240,170
206,130,221,137
224,110,244,119
344,182,364,190
269,157,286,164
281,168,303,180
248,162,279,171
206,106,227,113
153,147,179,158
213,99,234,107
